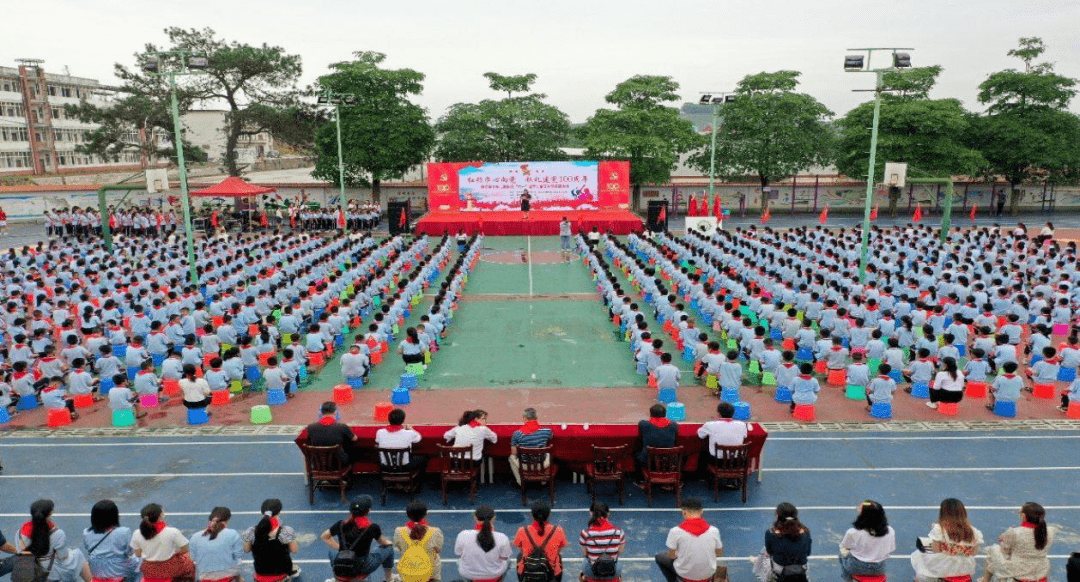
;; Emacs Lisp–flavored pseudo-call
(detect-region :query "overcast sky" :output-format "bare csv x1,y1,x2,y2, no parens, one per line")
8,0,1080,123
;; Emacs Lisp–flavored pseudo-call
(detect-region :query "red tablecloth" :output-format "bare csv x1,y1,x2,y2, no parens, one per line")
296,422,767,476
414,210,644,236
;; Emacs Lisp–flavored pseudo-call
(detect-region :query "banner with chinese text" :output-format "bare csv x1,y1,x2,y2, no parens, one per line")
427,160,629,211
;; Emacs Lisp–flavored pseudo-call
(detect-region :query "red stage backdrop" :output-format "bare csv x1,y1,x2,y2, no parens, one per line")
427,161,629,212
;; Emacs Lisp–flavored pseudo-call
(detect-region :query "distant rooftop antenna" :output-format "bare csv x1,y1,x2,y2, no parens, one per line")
15,58,44,69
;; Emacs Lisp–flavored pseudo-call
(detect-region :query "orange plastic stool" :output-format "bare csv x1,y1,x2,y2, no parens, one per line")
648,374,658,389
333,384,353,404
813,360,827,374
781,338,795,351
210,390,231,405
827,369,847,387
370,350,383,365
373,402,392,422
248,324,260,337
73,394,94,409
308,351,325,368
938,402,960,416
161,379,181,396
1067,401,1080,419
965,381,987,398
258,352,274,367
194,367,204,379
380,341,389,354
1032,383,1054,399
792,404,816,422
47,408,72,427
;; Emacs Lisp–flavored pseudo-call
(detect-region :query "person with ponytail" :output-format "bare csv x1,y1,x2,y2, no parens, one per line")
188,507,242,581
578,502,625,580
16,499,91,582
444,410,497,463
397,327,425,366
130,503,194,582
910,498,982,582
242,499,300,582
838,501,895,582
981,502,1054,582
512,501,568,581
454,506,510,582
83,500,139,582
393,501,444,582
756,502,811,582
319,495,394,582
178,363,211,411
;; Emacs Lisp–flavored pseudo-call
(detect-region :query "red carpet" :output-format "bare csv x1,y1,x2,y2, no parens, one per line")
414,210,644,236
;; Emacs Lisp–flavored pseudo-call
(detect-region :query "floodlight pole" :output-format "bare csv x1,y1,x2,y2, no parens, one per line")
334,102,347,234
702,92,733,211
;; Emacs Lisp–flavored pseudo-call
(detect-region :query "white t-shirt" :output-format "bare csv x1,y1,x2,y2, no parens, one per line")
665,524,723,580
454,529,511,580
443,424,498,460
841,526,896,563
179,378,211,403
131,526,189,561
375,427,422,464
696,419,749,455
933,371,965,392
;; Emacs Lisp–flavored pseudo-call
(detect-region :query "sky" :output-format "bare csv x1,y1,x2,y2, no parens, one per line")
6,0,1080,123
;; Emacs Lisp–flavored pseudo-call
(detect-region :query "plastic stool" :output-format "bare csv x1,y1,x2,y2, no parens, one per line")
1058,367,1077,382
845,384,865,400
370,350,383,365
47,408,72,427
245,366,262,383
705,375,718,392
181,407,207,425
405,362,425,376
647,374,658,389
813,360,827,374
733,402,751,421
682,346,694,362
203,353,217,369
329,386,352,407
796,347,814,362
267,390,287,406
0,407,8,424
73,394,94,409
391,388,411,405
889,370,904,384
211,391,230,405
112,409,136,427
851,575,888,582
965,382,987,398
162,379,181,396
151,353,166,367
1033,383,1055,399
308,351,325,368
1067,401,1080,419
373,402,393,422
781,338,796,351
827,369,847,387
127,366,139,381
229,379,243,393
399,373,418,390
792,404,816,422
720,387,740,403
870,402,892,420
113,344,127,359
666,402,686,421
17,394,39,410
938,402,960,416
748,360,761,375
139,394,159,408
760,371,776,386
1053,323,1069,336
346,376,364,389
250,405,272,424
910,382,930,399
258,352,274,367
868,358,881,374
99,377,115,395
774,386,792,403
658,388,677,403
993,400,1017,418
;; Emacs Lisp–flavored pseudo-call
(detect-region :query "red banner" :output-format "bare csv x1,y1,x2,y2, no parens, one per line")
596,160,630,209
427,160,630,211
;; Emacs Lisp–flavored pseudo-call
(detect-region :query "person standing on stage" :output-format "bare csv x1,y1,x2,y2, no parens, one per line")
520,189,532,219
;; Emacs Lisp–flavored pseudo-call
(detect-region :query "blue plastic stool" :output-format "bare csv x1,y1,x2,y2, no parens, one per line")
187,407,210,425
666,402,686,421
658,388,678,403
774,386,792,403
245,365,262,383
399,373,418,390
994,400,1017,417
298,365,309,383
267,389,287,406
152,353,166,367
335,334,344,348
1030,355,1042,366
346,376,364,389
954,344,966,357
127,366,138,381
17,395,39,411
796,347,814,362
391,388,411,405
682,346,694,362
870,402,893,419
113,345,127,359
0,406,9,424
889,370,904,384
733,402,751,421
1059,367,1077,382
721,387,740,403
636,361,648,375
910,382,930,399
99,377,115,396
769,328,783,341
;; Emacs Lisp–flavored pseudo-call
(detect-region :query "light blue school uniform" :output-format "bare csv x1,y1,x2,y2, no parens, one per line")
1031,360,1060,383
791,375,821,405
653,364,681,390
867,375,896,403
83,526,139,581
108,386,136,410
963,359,991,382
719,361,742,389
991,374,1024,402
846,363,870,387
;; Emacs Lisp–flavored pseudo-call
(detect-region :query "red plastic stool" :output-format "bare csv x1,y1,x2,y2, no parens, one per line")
248,324,260,337
648,374,658,389
308,351,325,368
47,408,72,427
380,341,389,354
827,369,847,387
1032,383,1054,399
813,360,827,374
942,577,972,582
161,379,181,396
781,338,795,351
373,402,392,422
212,316,224,328
333,384,353,404
1067,401,1080,419
937,402,960,416
258,352,274,367
203,353,217,369
194,367,204,379
371,350,383,365
73,394,95,409
210,390,231,405
792,404,816,422
965,381,987,398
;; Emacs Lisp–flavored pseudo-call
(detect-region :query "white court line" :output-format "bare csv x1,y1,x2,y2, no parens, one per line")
527,235,533,296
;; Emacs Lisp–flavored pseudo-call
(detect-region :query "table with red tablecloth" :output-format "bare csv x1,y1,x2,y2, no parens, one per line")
413,210,644,236
295,422,768,483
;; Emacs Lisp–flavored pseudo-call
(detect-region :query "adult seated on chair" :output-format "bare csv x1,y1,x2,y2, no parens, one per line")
306,402,358,464
375,408,426,472
319,495,394,582
635,404,678,484
654,498,725,582
509,407,553,486
697,402,748,454
443,409,497,465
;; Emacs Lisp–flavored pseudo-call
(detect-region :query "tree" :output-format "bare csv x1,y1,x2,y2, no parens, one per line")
579,75,702,207
972,37,1080,215
835,66,986,216
311,51,435,204
435,73,570,163
687,71,832,213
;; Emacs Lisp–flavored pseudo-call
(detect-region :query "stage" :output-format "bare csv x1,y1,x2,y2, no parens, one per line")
413,209,644,236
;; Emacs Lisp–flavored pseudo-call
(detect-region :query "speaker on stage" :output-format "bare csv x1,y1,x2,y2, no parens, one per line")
646,201,668,232
388,201,411,235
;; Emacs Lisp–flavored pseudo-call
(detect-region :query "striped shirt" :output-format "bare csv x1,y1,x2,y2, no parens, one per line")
579,521,625,562
510,427,553,449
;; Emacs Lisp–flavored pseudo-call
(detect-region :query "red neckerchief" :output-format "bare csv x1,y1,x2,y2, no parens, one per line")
474,522,486,531
1003,374,1017,379
1020,521,1038,529
783,363,795,368
589,518,613,531
153,521,167,534
385,425,404,433
678,517,710,536
406,520,428,529
20,520,55,536
468,420,482,427
648,417,671,428
269,517,280,530
519,420,541,434
346,517,371,529
831,346,842,351
879,374,891,379
13,371,28,379
799,374,813,380
317,416,336,426
138,370,154,376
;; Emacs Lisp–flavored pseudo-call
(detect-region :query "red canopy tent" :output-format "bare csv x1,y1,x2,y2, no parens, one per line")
191,176,276,197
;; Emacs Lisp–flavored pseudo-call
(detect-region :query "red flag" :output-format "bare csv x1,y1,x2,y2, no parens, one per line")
109,215,117,229
688,196,698,217
713,194,723,220
761,204,771,224
700,196,709,217
969,204,978,221
870,205,879,221
210,211,219,228
913,203,923,223
337,208,346,229
658,204,667,223
819,205,829,225
260,211,269,227
398,208,407,229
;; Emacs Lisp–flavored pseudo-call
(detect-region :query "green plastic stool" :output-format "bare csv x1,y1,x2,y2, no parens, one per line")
405,362,425,376
748,361,761,374
845,385,865,400
726,339,738,350
868,358,882,375
762,371,777,385
705,375,718,391
112,409,136,427
230,379,243,394
250,405,273,425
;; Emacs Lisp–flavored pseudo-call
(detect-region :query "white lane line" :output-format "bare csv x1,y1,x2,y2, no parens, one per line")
0,472,305,478
761,466,1080,472
527,235,533,296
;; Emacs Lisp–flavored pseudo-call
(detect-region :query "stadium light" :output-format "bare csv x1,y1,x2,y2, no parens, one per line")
699,94,712,104
844,55,864,71
317,89,363,232
698,90,735,214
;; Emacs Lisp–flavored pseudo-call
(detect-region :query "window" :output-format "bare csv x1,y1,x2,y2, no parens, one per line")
52,107,61,119
48,85,56,96
61,87,71,97
1,82,10,92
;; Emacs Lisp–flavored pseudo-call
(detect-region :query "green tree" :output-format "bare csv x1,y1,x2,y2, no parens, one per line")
687,71,832,214
835,66,986,216
579,75,702,207
311,51,435,204
972,37,1080,215
435,73,571,163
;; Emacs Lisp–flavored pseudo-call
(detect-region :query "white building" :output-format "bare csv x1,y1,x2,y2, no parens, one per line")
181,110,274,165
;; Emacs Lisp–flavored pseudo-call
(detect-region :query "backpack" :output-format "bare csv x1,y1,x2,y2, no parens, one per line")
591,556,618,579
396,529,435,582
332,526,369,578
519,526,557,582
773,562,808,582
10,552,54,582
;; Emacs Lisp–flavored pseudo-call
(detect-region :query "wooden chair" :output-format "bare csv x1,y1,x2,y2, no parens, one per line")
517,445,557,506
437,444,480,505
377,447,422,506
584,444,627,505
707,443,752,503
303,444,352,504
642,446,684,508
